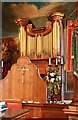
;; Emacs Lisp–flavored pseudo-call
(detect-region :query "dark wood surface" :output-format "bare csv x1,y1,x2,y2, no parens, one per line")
1,108,30,120
63,75,78,119
22,103,68,119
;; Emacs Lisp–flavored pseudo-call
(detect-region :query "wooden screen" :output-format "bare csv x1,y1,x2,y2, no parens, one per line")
0,56,46,103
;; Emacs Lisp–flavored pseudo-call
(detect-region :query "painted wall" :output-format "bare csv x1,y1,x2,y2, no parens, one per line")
2,2,75,37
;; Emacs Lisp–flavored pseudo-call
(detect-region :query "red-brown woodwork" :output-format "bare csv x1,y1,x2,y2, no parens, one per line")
64,71,78,119
0,56,46,102
73,75,78,99
23,103,68,119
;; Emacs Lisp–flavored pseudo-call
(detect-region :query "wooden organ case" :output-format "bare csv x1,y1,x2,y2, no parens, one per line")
0,12,65,102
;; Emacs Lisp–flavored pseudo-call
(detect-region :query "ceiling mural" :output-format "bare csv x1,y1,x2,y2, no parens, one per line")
2,2,76,37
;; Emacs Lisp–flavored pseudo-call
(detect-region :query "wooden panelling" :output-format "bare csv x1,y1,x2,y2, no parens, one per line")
0,56,46,103
23,103,68,119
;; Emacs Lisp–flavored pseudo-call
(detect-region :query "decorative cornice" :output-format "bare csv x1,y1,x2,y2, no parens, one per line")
48,12,64,21
27,21,52,37
16,12,65,37
15,18,29,27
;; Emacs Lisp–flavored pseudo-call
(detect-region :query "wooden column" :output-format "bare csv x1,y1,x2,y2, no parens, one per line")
72,75,78,99
59,19,65,101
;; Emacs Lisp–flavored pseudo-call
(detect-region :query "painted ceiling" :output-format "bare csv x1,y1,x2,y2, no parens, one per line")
2,2,77,37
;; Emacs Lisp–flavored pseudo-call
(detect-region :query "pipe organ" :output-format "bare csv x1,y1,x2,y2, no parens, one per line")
16,12,65,101
16,12,64,60
0,12,65,102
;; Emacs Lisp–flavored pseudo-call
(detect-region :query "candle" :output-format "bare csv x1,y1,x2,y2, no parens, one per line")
56,58,58,66
2,60,3,67
49,58,51,65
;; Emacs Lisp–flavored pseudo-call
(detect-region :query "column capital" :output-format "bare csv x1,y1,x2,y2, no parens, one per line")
15,18,29,27
48,12,64,22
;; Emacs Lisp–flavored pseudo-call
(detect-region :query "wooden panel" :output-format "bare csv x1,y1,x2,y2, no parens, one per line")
73,75,78,99
31,59,48,74
0,56,46,103
0,71,12,100
11,63,23,99
23,103,68,119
